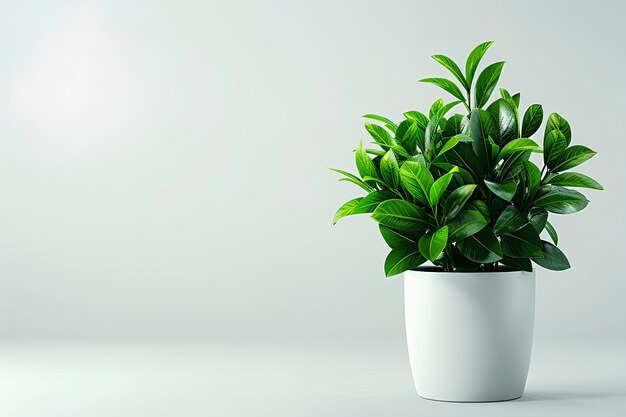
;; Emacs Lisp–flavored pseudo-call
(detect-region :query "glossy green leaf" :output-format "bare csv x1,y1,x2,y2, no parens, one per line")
545,113,572,146
530,211,548,233
456,227,503,263
493,206,527,235
470,109,498,170
501,224,542,257
521,104,543,137
432,54,469,90
444,142,484,181
469,200,490,220
380,151,400,188
498,138,541,160
384,247,426,277
371,200,431,231
330,168,374,192
487,98,518,143
418,226,448,262
365,123,393,147
544,130,567,169
429,166,459,206
552,146,597,172
443,184,477,219
429,99,444,119
403,111,429,130
484,179,517,202
532,241,570,271
363,114,397,133
534,185,589,214
420,78,466,101
352,190,397,214
400,161,434,205
379,225,418,248
437,136,460,158
501,256,533,272
524,161,541,197
442,115,470,138
400,119,423,155
355,140,379,184
546,172,603,190
512,93,521,107
332,198,363,224
474,61,505,108
545,221,558,245
447,209,487,242
465,41,494,87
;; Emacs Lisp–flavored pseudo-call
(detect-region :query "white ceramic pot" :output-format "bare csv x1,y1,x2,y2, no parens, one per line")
404,267,535,402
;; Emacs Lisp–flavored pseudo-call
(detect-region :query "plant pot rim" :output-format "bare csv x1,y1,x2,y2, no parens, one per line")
404,266,535,275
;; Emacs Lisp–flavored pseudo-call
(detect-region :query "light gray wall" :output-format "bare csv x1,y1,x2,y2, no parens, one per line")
0,0,624,342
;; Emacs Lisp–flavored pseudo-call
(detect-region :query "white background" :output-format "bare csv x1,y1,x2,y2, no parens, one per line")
0,1,624,415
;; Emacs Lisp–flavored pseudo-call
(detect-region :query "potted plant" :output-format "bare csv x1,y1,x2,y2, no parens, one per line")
331,41,602,402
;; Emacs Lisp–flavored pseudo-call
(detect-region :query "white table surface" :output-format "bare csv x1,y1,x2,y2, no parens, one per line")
0,339,624,416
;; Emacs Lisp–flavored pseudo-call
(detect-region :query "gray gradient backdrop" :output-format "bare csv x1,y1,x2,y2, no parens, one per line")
0,0,624,345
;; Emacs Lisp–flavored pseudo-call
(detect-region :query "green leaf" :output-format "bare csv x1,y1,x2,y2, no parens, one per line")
379,225,418,248
420,78,466,101
403,111,429,130
380,151,400,188
532,241,570,271
400,161,434,205
493,206,528,235
512,93,521,107
474,61,505,108
384,247,426,277
530,211,548,233
432,54,469,90
487,98,518,143
332,198,363,224
545,221,558,245
444,142,484,181
365,123,393,146
456,227,503,263
437,136,460,157
484,179,517,202
400,119,423,155
442,115,470,137
521,104,543,137
501,256,533,272
546,172,603,190
352,190,397,214
418,226,448,262
524,161,541,197
534,185,589,214
500,88,512,101
469,200,490,220
498,138,541,160
443,184,477,219
545,113,572,146
363,114,397,133
355,140,379,183
371,199,431,231
470,109,498,170
544,130,568,169
429,166,459,206
465,41,494,87
501,224,542,257
330,168,374,192
429,99,444,119
552,145,597,172
447,209,487,242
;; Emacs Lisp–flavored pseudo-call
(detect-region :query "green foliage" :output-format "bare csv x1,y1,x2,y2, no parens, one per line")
332,42,602,276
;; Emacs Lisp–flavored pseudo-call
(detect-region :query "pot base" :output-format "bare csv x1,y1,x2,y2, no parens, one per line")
418,394,522,403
